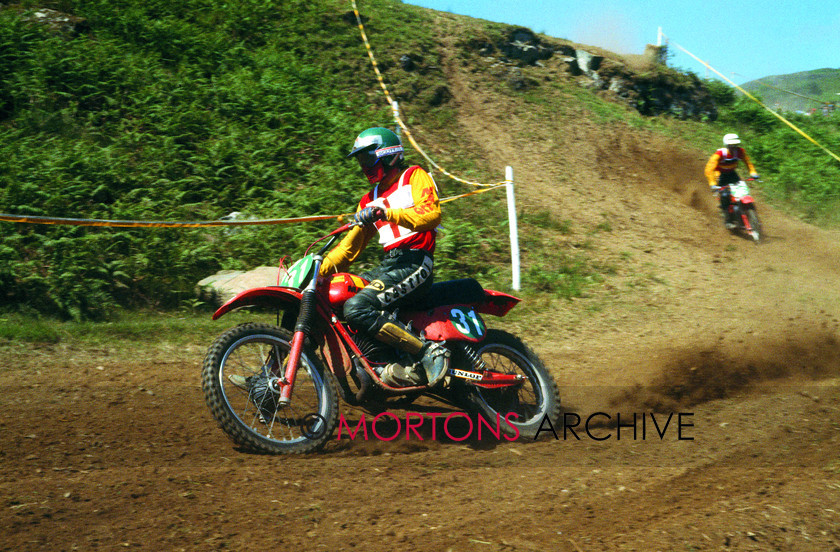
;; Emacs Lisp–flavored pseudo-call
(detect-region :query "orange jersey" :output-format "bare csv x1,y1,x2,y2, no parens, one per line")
705,146,756,185
320,166,441,276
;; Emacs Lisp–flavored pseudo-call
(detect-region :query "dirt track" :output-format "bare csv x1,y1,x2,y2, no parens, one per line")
3,23,840,552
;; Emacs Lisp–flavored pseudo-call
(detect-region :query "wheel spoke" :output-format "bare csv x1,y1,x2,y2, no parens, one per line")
477,344,542,422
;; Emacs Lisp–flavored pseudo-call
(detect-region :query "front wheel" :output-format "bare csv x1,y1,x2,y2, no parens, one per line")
460,329,561,439
746,208,762,243
202,323,339,454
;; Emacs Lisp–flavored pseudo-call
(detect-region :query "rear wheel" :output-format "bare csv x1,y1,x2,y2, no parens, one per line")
460,330,561,439
202,323,339,454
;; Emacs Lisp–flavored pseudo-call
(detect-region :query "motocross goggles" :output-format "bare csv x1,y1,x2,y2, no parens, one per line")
355,148,381,170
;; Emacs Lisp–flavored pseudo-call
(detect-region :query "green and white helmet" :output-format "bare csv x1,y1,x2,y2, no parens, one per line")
348,127,405,184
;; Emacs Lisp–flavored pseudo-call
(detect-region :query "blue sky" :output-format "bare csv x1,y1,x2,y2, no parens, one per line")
402,0,840,85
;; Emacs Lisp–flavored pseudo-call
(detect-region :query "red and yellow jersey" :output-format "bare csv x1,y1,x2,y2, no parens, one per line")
319,166,441,276
705,146,757,186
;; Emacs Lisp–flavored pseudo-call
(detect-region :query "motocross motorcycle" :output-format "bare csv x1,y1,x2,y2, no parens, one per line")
711,177,762,242
201,222,562,454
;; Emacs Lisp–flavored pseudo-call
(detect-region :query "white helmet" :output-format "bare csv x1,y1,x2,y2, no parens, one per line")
723,133,741,145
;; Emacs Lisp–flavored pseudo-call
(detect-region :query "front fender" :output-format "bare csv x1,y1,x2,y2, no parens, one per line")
212,286,302,320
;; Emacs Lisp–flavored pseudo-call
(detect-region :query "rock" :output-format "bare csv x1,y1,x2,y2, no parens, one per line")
196,267,281,305
21,8,89,36
462,23,716,121
400,54,416,71
507,67,538,91
563,57,583,76
569,48,717,121
609,77,629,96
575,49,603,78
499,27,556,66
425,85,452,106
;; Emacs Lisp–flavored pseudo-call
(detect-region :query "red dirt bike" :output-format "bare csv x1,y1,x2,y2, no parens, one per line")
201,222,561,454
711,177,763,242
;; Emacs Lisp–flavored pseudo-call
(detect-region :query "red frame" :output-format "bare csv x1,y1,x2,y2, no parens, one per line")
212,280,524,395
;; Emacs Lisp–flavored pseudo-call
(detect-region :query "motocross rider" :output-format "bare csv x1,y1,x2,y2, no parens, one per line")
705,133,759,228
318,127,450,388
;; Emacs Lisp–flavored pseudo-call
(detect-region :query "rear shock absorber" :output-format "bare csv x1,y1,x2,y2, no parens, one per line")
456,342,487,372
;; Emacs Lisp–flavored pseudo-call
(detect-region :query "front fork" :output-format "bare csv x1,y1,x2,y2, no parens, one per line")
274,255,323,406
735,202,756,232
727,203,750,231
740,212,752,231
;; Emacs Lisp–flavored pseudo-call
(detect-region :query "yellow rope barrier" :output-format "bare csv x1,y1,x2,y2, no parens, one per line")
350,0,507,188
0,185,509,227
0,213,346,228
663,34,840,164
440,183,507,204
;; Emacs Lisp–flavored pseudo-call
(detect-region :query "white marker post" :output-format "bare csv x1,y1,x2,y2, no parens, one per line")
392,101,401,139
505,166,521,291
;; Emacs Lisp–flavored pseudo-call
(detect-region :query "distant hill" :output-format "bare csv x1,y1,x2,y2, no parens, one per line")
741,68,840,113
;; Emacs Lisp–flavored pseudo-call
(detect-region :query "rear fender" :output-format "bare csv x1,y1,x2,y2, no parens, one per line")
212,286,302,320
739,196,755,206
406,304,486,342
404,291,520,342
476,289,521,317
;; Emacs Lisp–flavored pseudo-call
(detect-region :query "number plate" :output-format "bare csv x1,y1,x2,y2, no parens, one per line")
449,307,485,339
280,254,315,289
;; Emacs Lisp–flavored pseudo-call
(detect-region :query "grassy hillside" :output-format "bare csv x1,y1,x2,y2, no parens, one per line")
0,0,501,318
1,0,839,321
741,68,840,113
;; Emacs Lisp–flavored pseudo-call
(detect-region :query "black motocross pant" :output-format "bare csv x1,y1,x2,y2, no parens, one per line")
343,248,434,335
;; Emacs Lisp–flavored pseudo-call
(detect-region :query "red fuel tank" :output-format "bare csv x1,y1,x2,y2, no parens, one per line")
327,273,368,308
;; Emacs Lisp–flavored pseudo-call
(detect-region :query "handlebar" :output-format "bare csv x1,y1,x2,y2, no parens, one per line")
711,177,762,193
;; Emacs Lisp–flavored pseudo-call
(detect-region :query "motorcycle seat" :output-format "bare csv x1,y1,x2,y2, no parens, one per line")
409,278,486,310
